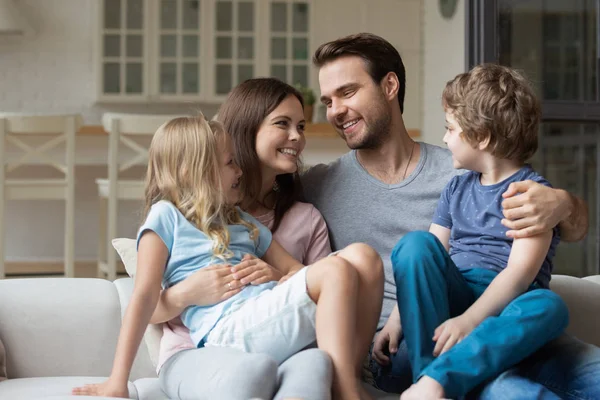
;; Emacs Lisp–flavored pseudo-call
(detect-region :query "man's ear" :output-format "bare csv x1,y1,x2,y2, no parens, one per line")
381,72,399,101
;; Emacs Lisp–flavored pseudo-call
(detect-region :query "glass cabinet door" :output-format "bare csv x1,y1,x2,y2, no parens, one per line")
157,0,203,96
497,0,597,102
102,0,145,96
533,123,600,276
214,0,257,95
471,0,600,275
269,1,310,87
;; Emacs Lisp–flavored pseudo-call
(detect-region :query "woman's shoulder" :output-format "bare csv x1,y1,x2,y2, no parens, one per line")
280,202,327,236
285,201,325,221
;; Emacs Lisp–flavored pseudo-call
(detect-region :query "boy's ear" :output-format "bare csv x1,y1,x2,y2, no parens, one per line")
381,72,399,101
478,133,491,151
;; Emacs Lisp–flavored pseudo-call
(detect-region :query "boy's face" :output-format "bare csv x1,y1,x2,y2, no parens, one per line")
443,110,481,171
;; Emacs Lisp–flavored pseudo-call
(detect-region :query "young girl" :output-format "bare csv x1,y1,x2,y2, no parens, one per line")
73,115,383,400
152,78,337,400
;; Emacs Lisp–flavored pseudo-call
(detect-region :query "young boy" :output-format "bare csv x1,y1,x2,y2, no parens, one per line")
388,64,569,399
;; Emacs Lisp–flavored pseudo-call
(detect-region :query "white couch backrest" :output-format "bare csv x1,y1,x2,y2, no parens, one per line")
550,275,600,347
0,278,155,380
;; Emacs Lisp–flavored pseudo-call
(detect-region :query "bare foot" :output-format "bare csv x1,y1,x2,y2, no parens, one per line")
72,380,129,398
400,376,445,400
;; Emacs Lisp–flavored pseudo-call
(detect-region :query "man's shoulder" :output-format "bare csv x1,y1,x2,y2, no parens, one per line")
421,142,452,167
419,142,461,181
301,152,352,183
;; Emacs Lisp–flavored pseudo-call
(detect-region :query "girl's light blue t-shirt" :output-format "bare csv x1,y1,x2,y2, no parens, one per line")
137,200,274,346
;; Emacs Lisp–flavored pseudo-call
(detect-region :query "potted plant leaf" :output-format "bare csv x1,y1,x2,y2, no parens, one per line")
295,83,316,123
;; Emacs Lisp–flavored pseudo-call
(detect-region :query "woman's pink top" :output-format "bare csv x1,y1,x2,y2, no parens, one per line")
155,201,332,372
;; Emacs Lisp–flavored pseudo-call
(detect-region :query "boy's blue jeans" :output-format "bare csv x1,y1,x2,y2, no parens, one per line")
389,231,569,398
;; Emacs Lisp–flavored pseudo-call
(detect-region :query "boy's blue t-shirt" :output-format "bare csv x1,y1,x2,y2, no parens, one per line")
432,165,560,288
137,200,274,346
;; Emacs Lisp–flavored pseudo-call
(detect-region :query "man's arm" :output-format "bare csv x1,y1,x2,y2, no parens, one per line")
556,191,589,242
501,180,588,242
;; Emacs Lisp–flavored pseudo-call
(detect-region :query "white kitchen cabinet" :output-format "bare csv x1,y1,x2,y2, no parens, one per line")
96,0,313,103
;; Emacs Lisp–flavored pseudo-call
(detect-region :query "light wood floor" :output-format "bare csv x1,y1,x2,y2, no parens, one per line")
4,261,127,280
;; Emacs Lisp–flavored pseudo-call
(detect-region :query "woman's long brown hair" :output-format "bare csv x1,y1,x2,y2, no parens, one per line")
217,78,304,233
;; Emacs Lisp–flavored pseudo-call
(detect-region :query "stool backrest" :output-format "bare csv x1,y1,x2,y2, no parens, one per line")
102,113,188,176
0,114,81,177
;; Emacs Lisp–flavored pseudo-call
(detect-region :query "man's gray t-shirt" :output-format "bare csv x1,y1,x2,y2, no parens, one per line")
301,143,458,329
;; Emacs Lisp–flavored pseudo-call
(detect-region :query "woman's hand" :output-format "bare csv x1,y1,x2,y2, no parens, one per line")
231,254,283,285
176,264,244,307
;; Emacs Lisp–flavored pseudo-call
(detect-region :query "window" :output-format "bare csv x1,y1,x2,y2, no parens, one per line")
467,0,600,276
97,0,313,102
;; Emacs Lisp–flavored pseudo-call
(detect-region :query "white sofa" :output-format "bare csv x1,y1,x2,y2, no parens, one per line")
0,274,599,400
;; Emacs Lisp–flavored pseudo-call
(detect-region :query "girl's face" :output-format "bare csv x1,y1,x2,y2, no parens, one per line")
219,135,243,204
255,95,306,178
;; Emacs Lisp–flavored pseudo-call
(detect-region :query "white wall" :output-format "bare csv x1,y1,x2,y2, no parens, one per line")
421,0,466,147
0,0,423,262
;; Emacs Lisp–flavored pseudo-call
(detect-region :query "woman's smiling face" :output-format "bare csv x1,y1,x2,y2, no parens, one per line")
255,94,306,177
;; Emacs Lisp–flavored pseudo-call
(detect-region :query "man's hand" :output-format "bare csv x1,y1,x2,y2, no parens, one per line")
433,315,476,356
501,180,570,239
232,254,283,285
372,317,402,366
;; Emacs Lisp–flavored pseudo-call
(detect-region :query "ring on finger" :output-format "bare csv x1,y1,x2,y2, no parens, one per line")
227,282,233,290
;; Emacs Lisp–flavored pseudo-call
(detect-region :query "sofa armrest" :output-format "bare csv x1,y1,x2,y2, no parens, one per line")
550,275,600,347
0,278,121,379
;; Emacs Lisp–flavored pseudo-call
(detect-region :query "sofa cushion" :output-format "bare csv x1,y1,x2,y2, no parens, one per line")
0,377,137,399
0,278,155,381
112,238,138,277
550,274,600,347
0,278,121,379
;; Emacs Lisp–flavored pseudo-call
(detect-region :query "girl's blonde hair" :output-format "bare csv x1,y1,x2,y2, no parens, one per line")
143,114,257,260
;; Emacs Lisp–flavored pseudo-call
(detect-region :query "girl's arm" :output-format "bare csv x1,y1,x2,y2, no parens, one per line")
73,231,167,397
433,230,553,355
150,264,242,324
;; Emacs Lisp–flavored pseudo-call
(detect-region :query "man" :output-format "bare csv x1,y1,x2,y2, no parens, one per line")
301,32,599,399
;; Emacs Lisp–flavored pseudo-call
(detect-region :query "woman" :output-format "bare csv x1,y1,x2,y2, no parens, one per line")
150,78,347,400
